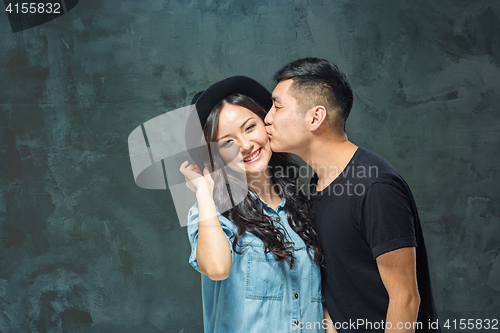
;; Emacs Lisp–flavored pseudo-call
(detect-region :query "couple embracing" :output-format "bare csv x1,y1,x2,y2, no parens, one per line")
180,58,440,333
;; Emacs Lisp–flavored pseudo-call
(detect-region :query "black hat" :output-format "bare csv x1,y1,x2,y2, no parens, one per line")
191,75,272,129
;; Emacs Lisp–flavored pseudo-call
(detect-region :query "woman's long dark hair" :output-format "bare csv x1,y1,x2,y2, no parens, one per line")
201,93,323,268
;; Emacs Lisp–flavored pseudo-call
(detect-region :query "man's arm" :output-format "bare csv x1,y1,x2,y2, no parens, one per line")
323,303,338,333
376,247,420,333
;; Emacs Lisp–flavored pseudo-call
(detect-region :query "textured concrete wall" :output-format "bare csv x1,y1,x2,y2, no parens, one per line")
0,0,498,332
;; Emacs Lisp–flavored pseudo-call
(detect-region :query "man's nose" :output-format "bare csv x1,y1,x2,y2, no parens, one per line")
264,106,274,125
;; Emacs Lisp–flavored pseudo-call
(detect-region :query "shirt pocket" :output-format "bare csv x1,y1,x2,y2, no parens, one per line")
245,251,285,300
310,262,322,302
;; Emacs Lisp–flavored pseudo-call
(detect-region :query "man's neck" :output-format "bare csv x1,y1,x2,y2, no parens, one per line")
298,133,358,191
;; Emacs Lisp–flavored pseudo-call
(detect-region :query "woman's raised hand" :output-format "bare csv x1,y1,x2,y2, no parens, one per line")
179,161,215,195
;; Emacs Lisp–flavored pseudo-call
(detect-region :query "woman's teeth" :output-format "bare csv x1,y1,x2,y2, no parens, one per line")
244,148,261,162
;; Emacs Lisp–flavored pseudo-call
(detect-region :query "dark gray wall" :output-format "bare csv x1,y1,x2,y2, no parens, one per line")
0,0,499,332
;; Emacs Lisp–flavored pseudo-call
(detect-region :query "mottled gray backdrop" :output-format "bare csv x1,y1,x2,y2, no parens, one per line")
1,0,499,332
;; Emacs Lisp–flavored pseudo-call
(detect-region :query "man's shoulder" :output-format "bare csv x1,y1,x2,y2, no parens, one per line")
353,148,418,209
353,147,404,183
354,147,396,170
309,146,410,200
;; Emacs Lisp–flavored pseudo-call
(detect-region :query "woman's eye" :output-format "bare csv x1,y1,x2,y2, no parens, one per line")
246,124,256,131
221,140,232,148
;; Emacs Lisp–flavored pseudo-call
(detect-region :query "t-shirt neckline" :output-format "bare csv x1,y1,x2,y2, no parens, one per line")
310,146,364,195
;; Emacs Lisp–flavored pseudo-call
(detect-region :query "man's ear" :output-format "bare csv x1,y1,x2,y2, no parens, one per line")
308,105,328,131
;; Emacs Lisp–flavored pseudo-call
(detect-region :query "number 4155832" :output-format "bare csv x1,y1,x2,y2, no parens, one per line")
443,319,498,330
5,2,61,14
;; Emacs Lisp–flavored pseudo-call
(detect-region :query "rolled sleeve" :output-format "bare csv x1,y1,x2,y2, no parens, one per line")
186,203,235,273
359,182,417,259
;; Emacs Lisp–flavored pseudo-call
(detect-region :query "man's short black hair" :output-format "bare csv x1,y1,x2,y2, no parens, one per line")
273,57,353,133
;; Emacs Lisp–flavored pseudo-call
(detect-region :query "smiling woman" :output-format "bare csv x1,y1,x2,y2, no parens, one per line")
215,99,272,177
179,76,326,333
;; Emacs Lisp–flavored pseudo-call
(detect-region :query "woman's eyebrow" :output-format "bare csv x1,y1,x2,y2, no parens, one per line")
239,117,252,129
216,117,253,142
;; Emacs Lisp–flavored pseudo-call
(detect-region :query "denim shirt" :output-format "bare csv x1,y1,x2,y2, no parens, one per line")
187,196,324,333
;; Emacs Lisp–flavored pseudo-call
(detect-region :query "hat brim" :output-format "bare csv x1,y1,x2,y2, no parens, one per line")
191,75,272,129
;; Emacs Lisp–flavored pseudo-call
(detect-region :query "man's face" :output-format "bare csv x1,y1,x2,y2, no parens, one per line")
264,79,309,154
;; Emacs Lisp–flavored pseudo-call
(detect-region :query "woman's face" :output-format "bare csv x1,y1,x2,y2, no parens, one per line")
215,103,272,175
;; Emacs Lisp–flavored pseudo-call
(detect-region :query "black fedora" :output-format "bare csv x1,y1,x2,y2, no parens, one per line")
191,75,272,129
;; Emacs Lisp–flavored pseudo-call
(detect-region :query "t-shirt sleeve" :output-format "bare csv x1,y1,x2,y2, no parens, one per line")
359,182,417,258
186,203,236,273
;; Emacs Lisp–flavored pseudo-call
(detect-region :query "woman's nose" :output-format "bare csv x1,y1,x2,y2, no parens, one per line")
240,138,253,154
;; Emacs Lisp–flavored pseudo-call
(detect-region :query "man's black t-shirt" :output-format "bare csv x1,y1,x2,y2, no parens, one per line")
310,147,440,332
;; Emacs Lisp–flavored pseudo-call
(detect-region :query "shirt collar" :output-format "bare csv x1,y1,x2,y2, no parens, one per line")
248,191,286,213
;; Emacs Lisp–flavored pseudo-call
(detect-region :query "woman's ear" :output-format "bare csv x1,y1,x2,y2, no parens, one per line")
308,105,328,132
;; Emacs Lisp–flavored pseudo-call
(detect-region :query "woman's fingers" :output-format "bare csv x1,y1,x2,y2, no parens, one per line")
203,167,213,181
179,161,189,176
179,162,214,194
180,161,202,175
192,163,202,174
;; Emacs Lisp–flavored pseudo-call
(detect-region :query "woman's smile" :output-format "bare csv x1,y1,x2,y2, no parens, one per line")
243,147,263,163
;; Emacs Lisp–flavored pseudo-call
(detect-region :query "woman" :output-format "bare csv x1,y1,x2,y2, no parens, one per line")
180,76,326,332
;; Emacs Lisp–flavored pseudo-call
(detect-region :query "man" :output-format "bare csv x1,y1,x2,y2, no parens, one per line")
265,58,440,333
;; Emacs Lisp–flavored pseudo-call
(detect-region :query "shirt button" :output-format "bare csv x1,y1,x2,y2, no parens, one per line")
294,293,298,299
294,319,299,325
276,217,280,222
